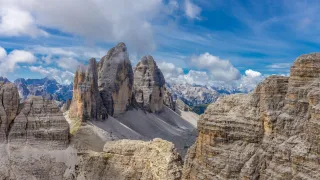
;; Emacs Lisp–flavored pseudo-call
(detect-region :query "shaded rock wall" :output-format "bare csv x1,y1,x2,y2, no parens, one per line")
183,53,320,179
8,96,69,149
69,58,108,121
0,83,19,142
133,56,165,113
98,43,133,116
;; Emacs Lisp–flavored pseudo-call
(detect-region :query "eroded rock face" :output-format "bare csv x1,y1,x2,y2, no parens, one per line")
164,87,175,111
183,53,320,179
175,98,191,112
8,96,69,149
0,83,19,143
61,99,71,113
133,56,165,112
69,58,108,121
77,139,183,180
98,43,134,116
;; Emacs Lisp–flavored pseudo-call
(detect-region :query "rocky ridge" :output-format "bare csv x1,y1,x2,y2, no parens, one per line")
0,80,69,148
0,79,184,179
182,53,320,179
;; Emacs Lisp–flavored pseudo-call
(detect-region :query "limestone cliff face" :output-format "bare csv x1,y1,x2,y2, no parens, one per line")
0,83,19,143
8,96,69,149
98,43,134,116
164,86,175,111
69,58,108,121
77,139,183,180
183,53,320,179
133,56,165,112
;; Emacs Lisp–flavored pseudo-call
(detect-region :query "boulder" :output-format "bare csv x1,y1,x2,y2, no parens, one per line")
77,139,183,180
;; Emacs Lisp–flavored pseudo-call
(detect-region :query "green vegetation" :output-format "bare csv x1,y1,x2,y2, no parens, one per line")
103,153,113,161
70,117,82,135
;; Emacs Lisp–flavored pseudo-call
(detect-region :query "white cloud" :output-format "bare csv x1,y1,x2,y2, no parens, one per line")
238,70,265,92
57,57,80,71
266,63,291,69
0,0,178,54
29,66,74,84
191,52,241,81
178,70,210,85
0,47,36,75
158,62,183,79
0,7,48,37
33,46,77,57
0,47,7,60
245,69,261,78
185,0,201,19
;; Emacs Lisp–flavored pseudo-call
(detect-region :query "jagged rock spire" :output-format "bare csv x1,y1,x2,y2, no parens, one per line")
133,55,165,113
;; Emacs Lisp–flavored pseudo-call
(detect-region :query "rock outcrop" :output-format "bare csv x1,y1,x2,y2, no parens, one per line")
8,96,69,149
61,99,71,113
77,139,183,180
164,87,175,111
183,53,320,179
133,56,165,112
69,58,108,121
0,83,19,142
175,98,191,112
98,43,133,117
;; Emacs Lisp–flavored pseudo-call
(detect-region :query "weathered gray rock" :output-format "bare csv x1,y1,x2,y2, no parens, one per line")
183,53,320,179
98,43,134,116
8,96,69,149
61,99,71,113
69,58,108,121
77,139,183,180
0,83,19,143
164,86,175,111
175,98,191,112
133,55,165,113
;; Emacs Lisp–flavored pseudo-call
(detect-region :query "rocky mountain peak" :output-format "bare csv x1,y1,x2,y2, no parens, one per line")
98,42,133,116
69,58,108,122
133,55,165,112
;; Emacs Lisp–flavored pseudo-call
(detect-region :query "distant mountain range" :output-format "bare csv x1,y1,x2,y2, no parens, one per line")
165,82,247,107
1,76,248,111
13,77,73,104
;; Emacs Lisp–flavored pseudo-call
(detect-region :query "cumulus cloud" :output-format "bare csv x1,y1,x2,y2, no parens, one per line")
0,7,48,37
177,70,210,85
238,70,265,92
0,0,179,54
158,62,183,79
185,0,201,19
161,59,266,92
56,57,80,71
29,66,74,84
0,47,36,75
190,52,241,81
245,69,262,78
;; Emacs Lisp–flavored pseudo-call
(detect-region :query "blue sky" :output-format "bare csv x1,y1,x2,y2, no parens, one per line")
0,0,319,89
